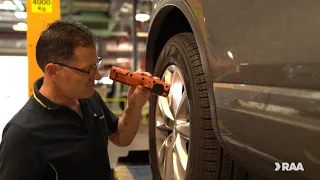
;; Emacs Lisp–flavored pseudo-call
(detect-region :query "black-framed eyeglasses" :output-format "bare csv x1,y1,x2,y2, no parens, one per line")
54,57,103,76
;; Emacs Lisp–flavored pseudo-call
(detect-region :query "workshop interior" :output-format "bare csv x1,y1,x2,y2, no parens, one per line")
1,0,320,180
0,0,153,179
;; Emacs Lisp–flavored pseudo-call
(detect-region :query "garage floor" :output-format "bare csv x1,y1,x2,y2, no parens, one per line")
114,151,152,180
115,165,152,180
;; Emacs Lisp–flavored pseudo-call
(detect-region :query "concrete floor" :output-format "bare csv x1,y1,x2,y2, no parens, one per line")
108,124,152,180
115,165,152,180
114,151,152,180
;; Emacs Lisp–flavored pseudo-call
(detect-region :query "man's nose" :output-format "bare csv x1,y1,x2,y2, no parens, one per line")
92,68,102,80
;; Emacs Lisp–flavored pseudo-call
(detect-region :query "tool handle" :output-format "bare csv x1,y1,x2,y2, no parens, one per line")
109,66,171,97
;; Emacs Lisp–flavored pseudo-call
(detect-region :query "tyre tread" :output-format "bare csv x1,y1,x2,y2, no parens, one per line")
175,33,251,180
176,33,217,178
152,32,250,180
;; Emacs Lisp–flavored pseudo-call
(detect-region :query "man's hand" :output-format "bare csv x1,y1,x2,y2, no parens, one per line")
109,71,160,147
126,71,159,109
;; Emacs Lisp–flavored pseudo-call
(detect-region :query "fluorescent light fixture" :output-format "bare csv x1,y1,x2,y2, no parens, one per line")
120,7,130,13
14,12,27,19
0,0,17,10
135,13,150,22
12,22,27,31
137,32,148,37
13,0,24,11
118,43,130,50
116,58,130,63
227,51,234,60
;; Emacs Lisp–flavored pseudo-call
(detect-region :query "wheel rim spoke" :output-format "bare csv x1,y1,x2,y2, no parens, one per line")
175,91,189,121
176,122,190,140
155,65,190,180
163,68,173,111
156,116,175,131
173,134,188,180
158,96,174,120
173,149,185,180
156,97,175,131
158,134,175,180
170,67,184,119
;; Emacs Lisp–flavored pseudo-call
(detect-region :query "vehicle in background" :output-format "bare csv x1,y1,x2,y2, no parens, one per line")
146,0,320,180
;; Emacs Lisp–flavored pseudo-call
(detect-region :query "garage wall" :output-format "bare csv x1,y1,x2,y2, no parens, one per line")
0,56,28,140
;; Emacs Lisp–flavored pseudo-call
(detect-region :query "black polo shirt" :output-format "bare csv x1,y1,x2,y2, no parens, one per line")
0,77,119,180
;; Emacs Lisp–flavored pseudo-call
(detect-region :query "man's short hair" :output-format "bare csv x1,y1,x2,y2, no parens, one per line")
36,20,96,72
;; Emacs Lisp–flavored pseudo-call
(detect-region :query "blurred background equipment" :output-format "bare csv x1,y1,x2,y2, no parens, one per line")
0,0,153,179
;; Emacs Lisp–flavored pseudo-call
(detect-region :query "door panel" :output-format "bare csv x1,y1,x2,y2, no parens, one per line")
200,0,320,178
202,0,320,89
213,83,320,179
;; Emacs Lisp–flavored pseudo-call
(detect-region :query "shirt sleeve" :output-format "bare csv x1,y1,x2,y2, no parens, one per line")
94,91,119,136
0,124,43,180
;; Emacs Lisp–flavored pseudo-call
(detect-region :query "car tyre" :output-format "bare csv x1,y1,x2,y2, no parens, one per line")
148,32,251,180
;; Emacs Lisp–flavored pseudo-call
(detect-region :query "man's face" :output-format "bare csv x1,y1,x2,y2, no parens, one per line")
56,46,102,99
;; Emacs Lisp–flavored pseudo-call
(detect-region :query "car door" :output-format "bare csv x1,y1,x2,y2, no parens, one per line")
201,0,320,179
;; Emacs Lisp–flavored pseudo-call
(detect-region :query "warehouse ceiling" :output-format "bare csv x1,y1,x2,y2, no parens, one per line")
0,0,152,38
0,0,152,57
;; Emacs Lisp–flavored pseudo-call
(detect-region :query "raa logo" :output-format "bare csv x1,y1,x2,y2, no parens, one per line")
275,162,304,171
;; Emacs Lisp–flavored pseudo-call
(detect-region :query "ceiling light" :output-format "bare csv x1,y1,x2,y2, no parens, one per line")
12,22,27,31
227,51,234,60
13,0,24,11
117,58,130,63
120,7,130,13
0,0,17,10
14,12,27,19
4,0,14,6
135,13,150,22
118,43,130,50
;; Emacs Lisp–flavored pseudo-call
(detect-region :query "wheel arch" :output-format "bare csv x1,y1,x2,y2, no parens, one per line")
146,2,225,149
146,5,192,74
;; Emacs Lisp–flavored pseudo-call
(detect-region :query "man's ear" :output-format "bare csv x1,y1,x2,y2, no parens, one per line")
45,63,61,81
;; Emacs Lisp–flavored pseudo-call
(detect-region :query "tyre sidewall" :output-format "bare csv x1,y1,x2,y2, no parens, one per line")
149,33,203,180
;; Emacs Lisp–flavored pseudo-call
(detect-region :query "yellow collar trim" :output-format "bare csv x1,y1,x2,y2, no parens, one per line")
33,93,51,110
48,162,58,180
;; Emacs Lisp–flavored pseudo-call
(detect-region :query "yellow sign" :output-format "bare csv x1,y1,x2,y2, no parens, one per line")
27,0,60,96
31,0,52,13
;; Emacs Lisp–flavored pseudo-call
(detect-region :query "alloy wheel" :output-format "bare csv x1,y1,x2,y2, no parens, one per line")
155,65,190,180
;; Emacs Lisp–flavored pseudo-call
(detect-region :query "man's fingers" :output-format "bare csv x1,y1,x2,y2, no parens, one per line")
153,77,161,81
132,85,150,98
135,72,162,81
135,71,163,81
136,71,152,77
128,86,136,95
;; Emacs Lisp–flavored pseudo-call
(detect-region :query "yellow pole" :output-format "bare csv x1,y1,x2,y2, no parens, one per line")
27,0,60,97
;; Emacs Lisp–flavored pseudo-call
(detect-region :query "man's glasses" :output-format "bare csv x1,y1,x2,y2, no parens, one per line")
54,57,103,76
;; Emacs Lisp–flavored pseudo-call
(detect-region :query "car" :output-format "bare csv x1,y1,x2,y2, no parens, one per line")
145,0,320,180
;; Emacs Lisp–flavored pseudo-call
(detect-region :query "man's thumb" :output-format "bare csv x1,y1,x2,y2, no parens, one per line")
133,85,150,97
133,85,143,95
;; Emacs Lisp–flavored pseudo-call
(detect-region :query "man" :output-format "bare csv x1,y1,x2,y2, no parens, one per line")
0,20,154,180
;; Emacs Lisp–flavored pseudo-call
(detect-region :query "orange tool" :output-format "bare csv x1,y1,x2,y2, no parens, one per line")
109,66,171,97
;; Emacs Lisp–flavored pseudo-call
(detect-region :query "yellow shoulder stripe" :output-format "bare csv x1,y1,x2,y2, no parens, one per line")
33,93,51,110
48,162,59,180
